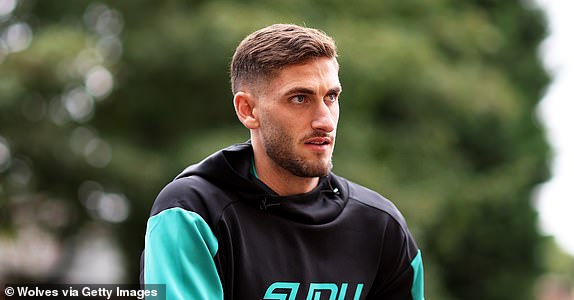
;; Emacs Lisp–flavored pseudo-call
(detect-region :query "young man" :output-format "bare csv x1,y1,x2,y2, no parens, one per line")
141,24,425,300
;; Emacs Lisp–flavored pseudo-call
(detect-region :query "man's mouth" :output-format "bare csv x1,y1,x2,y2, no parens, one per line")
304,137,331,145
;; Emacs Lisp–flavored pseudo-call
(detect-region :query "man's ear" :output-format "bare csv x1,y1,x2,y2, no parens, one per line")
234,91,259,129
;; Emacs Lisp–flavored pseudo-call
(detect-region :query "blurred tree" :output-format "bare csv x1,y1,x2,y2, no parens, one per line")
0,0,563,299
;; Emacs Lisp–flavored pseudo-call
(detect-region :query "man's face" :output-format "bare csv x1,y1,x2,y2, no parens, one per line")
255,57,341,178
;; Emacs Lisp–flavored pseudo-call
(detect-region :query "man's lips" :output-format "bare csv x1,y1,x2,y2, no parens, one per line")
303,136,333,146
303,136,334,153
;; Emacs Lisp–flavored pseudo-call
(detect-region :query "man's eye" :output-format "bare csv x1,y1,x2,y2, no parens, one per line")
326,93,338,102
291,95,306,104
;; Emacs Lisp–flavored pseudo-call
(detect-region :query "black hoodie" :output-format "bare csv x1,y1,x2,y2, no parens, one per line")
141,142,424,300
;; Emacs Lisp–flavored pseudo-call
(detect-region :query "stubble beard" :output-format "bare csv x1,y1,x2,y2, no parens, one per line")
261,123,334,178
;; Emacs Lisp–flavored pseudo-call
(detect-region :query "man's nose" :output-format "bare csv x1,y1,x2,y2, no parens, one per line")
311,101,336,133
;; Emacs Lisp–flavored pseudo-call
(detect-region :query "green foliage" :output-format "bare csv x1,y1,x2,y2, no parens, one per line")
0,0,564,298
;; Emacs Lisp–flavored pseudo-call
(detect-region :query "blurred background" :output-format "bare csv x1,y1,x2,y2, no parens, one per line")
0,0,573,299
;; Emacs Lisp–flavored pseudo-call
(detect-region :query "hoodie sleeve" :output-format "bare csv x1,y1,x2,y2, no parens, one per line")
350,183,425,300
143,207,223,300
410,249,425,300
368,215,425,300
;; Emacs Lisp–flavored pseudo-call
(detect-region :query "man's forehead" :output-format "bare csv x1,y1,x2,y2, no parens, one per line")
271,58,340,88
244,57,339,96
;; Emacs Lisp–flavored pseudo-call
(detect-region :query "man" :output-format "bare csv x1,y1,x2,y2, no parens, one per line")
141,24,425,300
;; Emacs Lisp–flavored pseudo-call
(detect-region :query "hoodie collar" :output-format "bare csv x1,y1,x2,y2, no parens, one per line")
176,141,349,224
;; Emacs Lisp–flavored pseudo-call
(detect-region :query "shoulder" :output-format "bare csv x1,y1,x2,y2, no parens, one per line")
150,176,202,215
149,175,232,225
337,175,420,255
338,175,409,231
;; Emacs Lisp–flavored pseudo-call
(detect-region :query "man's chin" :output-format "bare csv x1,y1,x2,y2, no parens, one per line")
269,148,332,177
297,160,332,178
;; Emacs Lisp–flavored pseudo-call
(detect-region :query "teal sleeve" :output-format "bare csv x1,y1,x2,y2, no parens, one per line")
410,250,425,300
144,207,223,300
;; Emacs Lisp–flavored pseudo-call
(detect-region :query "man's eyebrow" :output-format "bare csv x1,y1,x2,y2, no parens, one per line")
284,86,342,96
284,87,316,96
328,86,342,94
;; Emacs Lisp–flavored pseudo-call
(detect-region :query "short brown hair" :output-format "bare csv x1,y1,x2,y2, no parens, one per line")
230,24,337,95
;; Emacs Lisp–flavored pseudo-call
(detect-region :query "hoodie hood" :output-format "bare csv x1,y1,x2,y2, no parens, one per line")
175,141,349,224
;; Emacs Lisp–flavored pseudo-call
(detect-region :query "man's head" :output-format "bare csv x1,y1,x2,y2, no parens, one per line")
231,24,337,95
231,24,341,182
